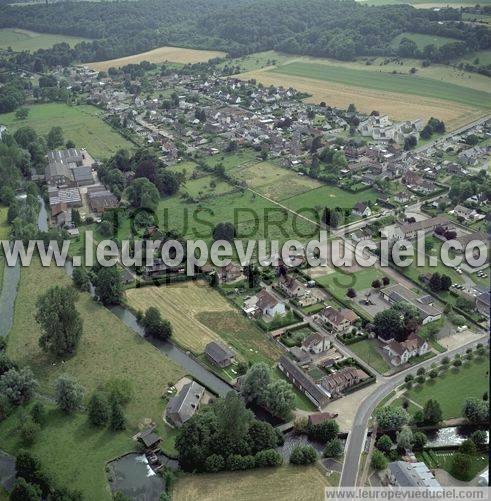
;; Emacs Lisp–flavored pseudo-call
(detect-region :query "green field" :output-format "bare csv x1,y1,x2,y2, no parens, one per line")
0,28,90,51
391,32,458,50
315,268,383,297
348,339,391,375
457,49,491,66
269,61,491,109
281,184,379,213
405,356,489,419
0,103,135,159
2,260,185,498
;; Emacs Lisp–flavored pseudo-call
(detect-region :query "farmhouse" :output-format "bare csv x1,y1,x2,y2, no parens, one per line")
45,162,72,186
301,332,330,354
380,284,442,325
87,187,118,213
318,306,358,332
204,341,235,368
48,186,82,208
218,262,242,283
352,202,372,218
277,355,330,410
453,204,477,221
320,366,370,397
165,381,205,427
72,165,94,186
382,333,429,366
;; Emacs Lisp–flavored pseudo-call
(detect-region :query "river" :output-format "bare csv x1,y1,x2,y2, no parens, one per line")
15,196,231,396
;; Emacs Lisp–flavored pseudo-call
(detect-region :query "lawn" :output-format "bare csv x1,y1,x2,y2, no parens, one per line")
404,356,489,419
156,188,319,245
0,103,135,159
86,46,225,71
390,32,458,50
315,268,383,297
417,448,488,482
229,160,323,201
3,259,185,499
0,28,90,51
281,184,378,212
269,61,491,109
196,310,282,365
173,465,331,501
348,339,391,375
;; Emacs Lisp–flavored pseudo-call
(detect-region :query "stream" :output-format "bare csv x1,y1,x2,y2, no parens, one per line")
0,196,231,396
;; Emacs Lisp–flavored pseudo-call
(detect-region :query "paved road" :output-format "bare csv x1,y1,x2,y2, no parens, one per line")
339,334,489,486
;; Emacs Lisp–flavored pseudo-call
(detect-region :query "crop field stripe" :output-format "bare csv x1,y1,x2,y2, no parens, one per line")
270,62,491,109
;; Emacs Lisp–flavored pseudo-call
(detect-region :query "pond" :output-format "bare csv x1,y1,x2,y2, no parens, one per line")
107,453,166,501
278,431,325,461
426,426,489,448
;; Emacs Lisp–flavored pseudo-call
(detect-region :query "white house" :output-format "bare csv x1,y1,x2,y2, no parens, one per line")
301,332,330,354
352,202,372,218
255,289,286,318
383,333,429,366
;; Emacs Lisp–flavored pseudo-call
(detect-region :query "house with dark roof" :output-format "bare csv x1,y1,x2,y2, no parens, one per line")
278,275,305,298
165,381,205,427
255,289,286,318
382,333,429,366
87,188,118,213
138,429,161,449
205,341,235,368
318,306,358,332
72,165,94,186
352,202,372,218
45,162,72,186
301,332,330,354
320,366,370,397
307,412,338,426
277,355,330,410
380,283,442,325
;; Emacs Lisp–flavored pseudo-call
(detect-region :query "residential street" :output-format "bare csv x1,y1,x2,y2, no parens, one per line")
339,333,489,486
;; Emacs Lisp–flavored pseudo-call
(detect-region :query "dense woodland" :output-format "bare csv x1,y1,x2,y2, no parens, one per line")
0,0,489,68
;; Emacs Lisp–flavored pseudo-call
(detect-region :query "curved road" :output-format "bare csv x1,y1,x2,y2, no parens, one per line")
339,333,488,486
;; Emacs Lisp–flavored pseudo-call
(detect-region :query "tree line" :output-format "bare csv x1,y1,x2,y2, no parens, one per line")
0,0,488,70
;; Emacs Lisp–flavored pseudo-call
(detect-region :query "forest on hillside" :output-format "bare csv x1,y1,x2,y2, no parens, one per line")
0,0,489,67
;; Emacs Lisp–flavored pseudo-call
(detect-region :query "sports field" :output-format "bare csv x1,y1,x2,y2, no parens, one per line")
173,466,333,501
0,103,135,159
0,28,90,51
87,46,226,71
238,52,491,129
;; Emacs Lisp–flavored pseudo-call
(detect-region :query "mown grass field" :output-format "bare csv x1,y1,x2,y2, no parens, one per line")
87,46,225,71
173,465,332,501
0,103,135,159
404,355,489,419
231,160,323,200
125,281,282,364
2,260,185,499
0,28,90,51
238,51,490,129
125,281,232,354
347,339,391,375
